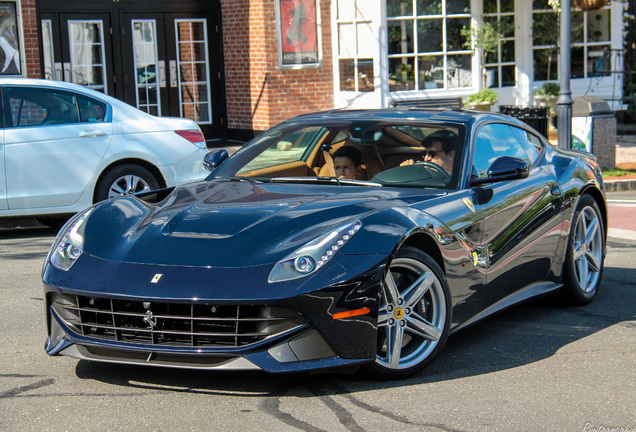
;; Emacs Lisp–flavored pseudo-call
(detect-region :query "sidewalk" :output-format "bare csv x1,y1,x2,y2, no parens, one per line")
604,133,636,192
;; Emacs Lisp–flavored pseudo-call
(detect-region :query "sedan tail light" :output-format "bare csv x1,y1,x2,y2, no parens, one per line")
175,130,206,149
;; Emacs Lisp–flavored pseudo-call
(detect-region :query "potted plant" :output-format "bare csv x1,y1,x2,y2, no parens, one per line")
420,70,436,89
465,88,498,111
461,19,503,88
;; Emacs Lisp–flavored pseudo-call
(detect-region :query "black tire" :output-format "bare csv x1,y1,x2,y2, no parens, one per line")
94,164,160,203
364,245,451,379
561,194,605,305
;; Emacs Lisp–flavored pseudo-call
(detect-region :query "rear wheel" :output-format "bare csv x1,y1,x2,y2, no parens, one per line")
94,164,159,203
561,194,605,305
365,246,451,379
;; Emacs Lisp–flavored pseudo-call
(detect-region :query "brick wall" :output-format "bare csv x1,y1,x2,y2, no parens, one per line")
18,0,335,133
221,0,334,133
21,0,40,78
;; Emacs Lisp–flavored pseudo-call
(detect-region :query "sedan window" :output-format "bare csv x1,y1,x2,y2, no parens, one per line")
6,87,80,127
78,95,107,123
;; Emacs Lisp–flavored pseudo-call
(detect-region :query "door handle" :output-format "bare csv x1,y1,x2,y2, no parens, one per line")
63,62,71,82
79,130,107,138
54,62,63,81
169,60,177,88
158,60,166,88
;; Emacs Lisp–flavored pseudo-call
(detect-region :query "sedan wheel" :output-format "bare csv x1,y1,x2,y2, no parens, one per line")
367,246,450,378
562,194,605,304
94,164,160,202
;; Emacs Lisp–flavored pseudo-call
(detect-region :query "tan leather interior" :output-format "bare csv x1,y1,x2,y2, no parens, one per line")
237,161,316,178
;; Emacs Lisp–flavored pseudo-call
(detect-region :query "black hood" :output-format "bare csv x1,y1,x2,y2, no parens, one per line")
83,180,438,267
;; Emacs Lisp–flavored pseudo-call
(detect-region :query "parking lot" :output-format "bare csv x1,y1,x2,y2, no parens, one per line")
0,218,633,432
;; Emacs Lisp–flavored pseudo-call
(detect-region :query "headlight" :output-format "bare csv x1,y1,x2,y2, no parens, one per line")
49,208,94,271
268,220,362,283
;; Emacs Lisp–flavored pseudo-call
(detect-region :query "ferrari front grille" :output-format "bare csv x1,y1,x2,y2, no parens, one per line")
50,293,306,348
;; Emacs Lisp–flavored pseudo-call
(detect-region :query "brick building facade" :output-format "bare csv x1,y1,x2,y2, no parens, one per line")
221,0,334,136
7,0,630,141
14,0,336,140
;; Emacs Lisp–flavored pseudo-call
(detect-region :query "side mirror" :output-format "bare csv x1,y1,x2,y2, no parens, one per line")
471,156,529,185
203,149,229,172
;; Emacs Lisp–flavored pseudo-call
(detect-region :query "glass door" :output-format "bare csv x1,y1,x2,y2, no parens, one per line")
59,14,114,95
122,12,224,137
130,18,162,116
40,5,226,139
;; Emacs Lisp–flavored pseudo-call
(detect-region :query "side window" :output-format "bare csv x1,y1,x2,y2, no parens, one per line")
6,87,79,127
473,123,530,178
78,95,107,123
510,126,542,164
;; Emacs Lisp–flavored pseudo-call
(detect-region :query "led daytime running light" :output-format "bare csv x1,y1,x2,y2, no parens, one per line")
268,220,362,282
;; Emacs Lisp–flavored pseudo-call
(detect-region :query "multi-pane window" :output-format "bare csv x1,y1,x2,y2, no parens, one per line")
132,20,160,116
175,19,211,124
532,0,611,81
68,20,107,93
387,0,472,92
483,0,515,87
571,5,611,78
336,0,375,92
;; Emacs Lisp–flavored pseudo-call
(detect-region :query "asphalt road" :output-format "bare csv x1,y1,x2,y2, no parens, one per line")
0,225,634,432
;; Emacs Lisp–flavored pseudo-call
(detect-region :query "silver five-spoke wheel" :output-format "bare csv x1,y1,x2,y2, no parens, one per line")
572,206,603,292
562,194,605,304
368,246,450,378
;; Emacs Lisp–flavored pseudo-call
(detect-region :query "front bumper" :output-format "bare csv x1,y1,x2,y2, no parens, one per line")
43,253,387,373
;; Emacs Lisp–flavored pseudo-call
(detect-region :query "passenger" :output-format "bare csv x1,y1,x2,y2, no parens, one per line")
333,146,362,180
401,130,457,174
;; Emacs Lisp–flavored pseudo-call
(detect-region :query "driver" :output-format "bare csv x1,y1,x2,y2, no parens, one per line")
401,130,457,174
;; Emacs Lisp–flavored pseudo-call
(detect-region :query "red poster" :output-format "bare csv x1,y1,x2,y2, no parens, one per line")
279,0,318,65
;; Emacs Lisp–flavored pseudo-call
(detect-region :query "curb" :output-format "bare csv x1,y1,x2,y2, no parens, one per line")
603,179,636,192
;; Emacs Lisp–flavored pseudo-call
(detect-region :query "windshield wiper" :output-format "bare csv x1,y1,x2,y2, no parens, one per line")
216,176,262,183
269,176,382,187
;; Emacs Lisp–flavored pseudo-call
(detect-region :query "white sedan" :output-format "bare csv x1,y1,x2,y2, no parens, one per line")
0,78,209,225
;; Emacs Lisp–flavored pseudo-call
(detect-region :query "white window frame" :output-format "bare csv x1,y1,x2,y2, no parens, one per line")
67,19,108,93
131,19,161,116
174,18,212,125
332,0,382,108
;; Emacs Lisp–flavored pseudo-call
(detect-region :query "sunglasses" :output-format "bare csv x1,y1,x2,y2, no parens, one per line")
421,149,444,158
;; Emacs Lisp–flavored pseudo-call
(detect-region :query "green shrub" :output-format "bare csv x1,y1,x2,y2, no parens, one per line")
465,88,498,104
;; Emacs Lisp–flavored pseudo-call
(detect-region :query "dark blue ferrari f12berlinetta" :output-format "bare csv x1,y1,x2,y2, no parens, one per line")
43,108,607,378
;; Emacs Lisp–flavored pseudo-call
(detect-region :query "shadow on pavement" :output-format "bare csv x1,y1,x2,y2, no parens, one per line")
72,263,635,396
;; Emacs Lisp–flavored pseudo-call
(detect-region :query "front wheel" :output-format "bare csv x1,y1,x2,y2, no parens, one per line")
94,164,160,203
365,246,451,379
561,194,605,305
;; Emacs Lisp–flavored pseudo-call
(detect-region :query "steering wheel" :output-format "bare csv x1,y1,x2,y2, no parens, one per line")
417,161,451,185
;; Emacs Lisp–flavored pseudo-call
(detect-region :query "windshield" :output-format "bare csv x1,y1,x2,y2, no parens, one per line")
211,120,466,189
